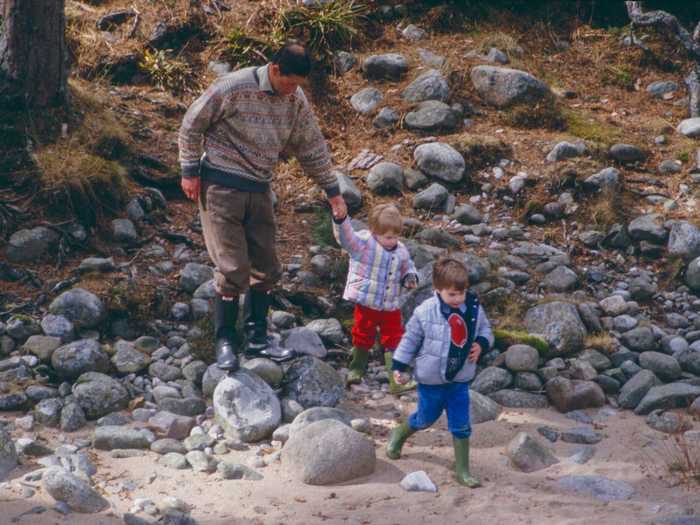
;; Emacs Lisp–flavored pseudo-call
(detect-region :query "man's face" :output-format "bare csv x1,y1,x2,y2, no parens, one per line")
269,64,305,96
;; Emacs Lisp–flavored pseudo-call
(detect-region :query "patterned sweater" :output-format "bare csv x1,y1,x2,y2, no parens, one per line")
333,216,417,311
178,64,339,196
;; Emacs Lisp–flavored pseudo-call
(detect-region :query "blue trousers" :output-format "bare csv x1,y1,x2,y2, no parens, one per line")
408,382,472,439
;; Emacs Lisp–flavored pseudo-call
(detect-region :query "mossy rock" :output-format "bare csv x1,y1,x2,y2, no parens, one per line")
493,329,550,356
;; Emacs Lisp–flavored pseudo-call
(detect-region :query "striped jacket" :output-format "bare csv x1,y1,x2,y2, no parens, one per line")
333,216,417,311
178,64,339,196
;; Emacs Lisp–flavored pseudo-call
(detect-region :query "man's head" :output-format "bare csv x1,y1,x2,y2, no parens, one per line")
433,257,470,308
369,203,403,250
269,42,311,96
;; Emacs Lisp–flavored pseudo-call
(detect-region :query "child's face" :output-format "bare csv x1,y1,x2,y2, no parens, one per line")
374,230,399,250
437,287,467,308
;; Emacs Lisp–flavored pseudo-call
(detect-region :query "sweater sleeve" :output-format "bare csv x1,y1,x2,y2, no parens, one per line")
473,305,494,353
392,311,424,370
178,81,233,178
285,90,340,197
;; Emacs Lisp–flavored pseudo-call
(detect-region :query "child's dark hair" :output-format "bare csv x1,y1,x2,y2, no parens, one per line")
271,41,311,77
433,257,469,291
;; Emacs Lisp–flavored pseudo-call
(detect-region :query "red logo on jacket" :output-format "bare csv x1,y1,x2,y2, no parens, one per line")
448,313,468,348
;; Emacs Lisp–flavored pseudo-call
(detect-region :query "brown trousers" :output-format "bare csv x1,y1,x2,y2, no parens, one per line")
199,181,282,297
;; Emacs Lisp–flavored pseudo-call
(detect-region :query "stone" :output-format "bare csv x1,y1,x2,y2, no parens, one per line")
43,467,109,513
93,426,154,450
570,359,598,381
541,266,578,292
453,204,482,225
304,318,344,347
281,398,305,423
659,159,682,174
78,257,116,273
639,352,682,382
34,398,64,427
472,367,512,394
73,372,130,419
48,288,106,329
634,383,700,415
621,326,656,352
160,452,189,470
5,226,60,262
417,48,445,67
373,107,399,129
40,315,75,343
525,302,586,355
283,419,375,485
687,256,700,291
185,450,217,473
470,66,550,107
647,80,678,98
401,24,426,41
402,69,449,103
600,295,627,316
283,356,344,409
556,475,634,502
22,335,62,362
628,214,668,244
546,141,586,163
404,168,428,190
678,348,700,375
413,183,449,210
514,372,543,391
560,427,602,444
335,172,363,212
182,360,207,385
112,341,150,374
202,364,227,398
668,221,700,260
609,143,646,164
579,349,612,371
158,397,206,417
362,53,409,81
242,358,284,387
546,377,605,413
148,411,196,440
60,402,87,432
366,162,404,194
51,339,110,380
504,345,539,372
179,263,214,293
677,117,700,137
415,227,460,249
213,371,281,442
350,87,383,114
334,51,357,75
488,390,549,408
405,101,459,133
413,142,465,183
217,462,263,480
470,390,502,424
112,218,138,244
646,409,691,434
400,471,437,492
0,427,17,480
506,432,558,473
151,439,186,455
149,361,182,382
289,406,352,437
486,47,509,64
281,327,327,358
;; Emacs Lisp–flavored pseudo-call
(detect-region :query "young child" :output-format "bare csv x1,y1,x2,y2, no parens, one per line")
333,203,418,394
387,256,493,488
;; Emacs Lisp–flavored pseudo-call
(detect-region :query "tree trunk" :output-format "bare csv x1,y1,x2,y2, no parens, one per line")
0,0,67,108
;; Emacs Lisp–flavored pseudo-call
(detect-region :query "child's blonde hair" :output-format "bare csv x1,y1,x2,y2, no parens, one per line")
433,257,469,291
368,204,403,235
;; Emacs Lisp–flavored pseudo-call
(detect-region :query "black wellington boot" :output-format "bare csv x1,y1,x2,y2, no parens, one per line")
214,294,239,371
244,289,295,361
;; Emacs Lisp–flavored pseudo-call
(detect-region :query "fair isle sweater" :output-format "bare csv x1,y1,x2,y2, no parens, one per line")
178,64,340,197
333,216,417,311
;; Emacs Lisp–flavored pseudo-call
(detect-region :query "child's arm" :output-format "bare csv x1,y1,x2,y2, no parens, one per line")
332,215,368,256
473,305,494,357
392,312,424,372
399,252,419,288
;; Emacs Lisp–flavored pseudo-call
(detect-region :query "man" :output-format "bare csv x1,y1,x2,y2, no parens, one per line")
179,42,347,371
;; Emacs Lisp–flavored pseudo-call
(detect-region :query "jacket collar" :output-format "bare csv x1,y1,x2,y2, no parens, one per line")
255,64,275,94
435,292,467,315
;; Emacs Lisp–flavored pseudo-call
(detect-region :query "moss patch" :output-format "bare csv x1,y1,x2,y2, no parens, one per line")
450,133,513,172
494,329,550,356
563,108,624,147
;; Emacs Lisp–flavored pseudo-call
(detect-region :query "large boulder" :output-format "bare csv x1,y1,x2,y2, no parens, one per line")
43,467,109,513
51,339,111,380
545,377,605,413
48,288,106,329
634,383,700,415
289,406,352,437
525,302,587,355
402,69,449,102
506,432,559,473
93,426,154,450
628,214,668,245
281,327,327,358
686,256,700,291
283,356,344,409
404,101,459,133
638,352,682,382
213,370,281,442
668,221,700,261
72,372,130,419
618,369,658,409
283,419,375,485
470,66,550,107
413,142,465,183
362,53,409,81
470,390,502,424
677,117,700,137
413,183,449,210
0,427,17,480
5,226,60,262
366,162,404,195
472,367,512,394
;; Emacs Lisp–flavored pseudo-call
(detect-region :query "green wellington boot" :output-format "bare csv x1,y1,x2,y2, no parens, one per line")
346,347,369,386
453,437,481,488
386,421,416,460
384,351,416,395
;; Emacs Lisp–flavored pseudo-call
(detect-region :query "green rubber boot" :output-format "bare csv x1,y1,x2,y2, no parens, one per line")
386,421,416,460
453,437,481,488
384,351,416,395
346,346,369,386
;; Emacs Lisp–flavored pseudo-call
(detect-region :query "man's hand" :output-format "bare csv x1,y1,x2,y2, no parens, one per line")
468,342,482,363
181,177,201,202
328,195,347,220
393,370,410,385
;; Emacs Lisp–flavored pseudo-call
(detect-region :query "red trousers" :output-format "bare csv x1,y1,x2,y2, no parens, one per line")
351,304,404,351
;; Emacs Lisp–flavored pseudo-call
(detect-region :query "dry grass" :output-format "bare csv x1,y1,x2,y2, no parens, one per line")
563,108,625,147
650,427,700,488
586,189,626,230
450,133,513,173
502,95,567,131
584,333,615,353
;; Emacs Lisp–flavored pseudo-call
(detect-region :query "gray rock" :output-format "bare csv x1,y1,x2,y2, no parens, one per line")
112,341,150,374
183,434,215,452
366,162,404,194
5,226,60,262
284,356,344,409
610,143,646,164
470,66,550,107
472,367,512,394
634,383,700,415
112,218,138,244
373,107,400,129
149,361,182,382
415,227,460,249
404,168,429,190
48,288,106,329
628,214,668,244
486,47,509,64
213,371,281,442
541,266,578,292
413,142,465,183
488,390,549,408
568,445,596,464
40,314,75,343
505,345,539,372
560,427,602,444
350,87,383,114
687,256,700,291
653,517,700,525
470,390,502,424
417,48,446,67
217,462,263,480
185,450,217,473
401,24,426,41
182,360,207,385
93,426,154,450
546,377,605,413
404,100,459,133
583,167,621,192
678,348,700,375
336,172,363,212
283,419,375,485
22,335,62,362
621,326,656,352
334,51,357,75
525,302,586,355
546,141,586,163
677,117,700,137
78,257,115,273
629,272,658,301
453,204,482,225
506,432,558,473
639,352,682,382
202,364,227,398
51,339,110,380
362,53,409,81
400,470,437,492
148,411,196,440
60,402,87,432
305,318,344,347
43,468,109,513
402,69,449,103
556,475,634,501
160,452,189,470
290,406,352,437
668,221,700,260
179,263,214,293
281,397,305,423
646,409,690,434
151,439,186,455
281,327,327,358
413,183,449,210
158,397,206,417
242,358,284,387
514,372,543,391
73,372,130,419
647,80,678,98
0,427,18,480
579,349,612,372
659,159,682,174
0,392,28,411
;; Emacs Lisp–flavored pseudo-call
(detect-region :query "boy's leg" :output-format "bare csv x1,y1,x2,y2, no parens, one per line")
387,384,445,459
380,310,416,395
446,383,481,488
347,305,378,386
